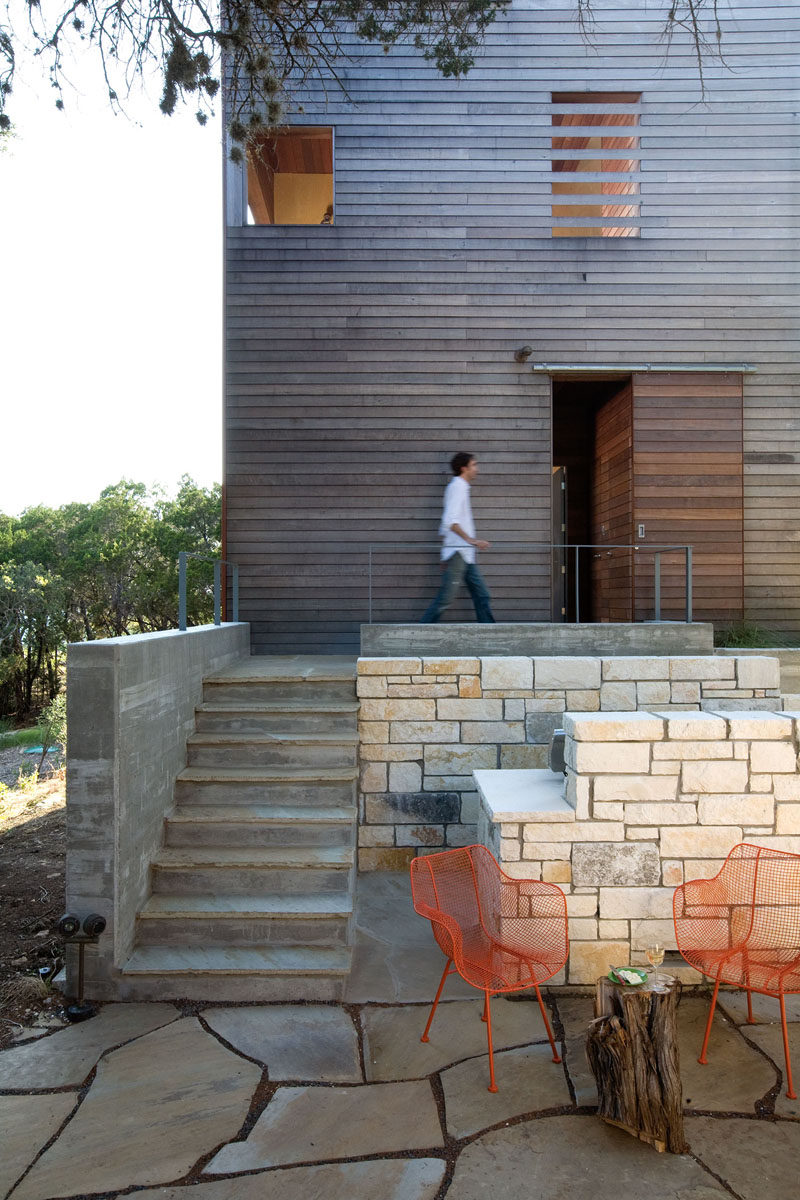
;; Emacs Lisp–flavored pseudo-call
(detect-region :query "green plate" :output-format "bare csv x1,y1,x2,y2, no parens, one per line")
609,966,648,987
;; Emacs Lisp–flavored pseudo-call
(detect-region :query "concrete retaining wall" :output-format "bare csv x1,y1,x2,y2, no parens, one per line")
362,622,714,657
65,623,249,993
356,654,782,869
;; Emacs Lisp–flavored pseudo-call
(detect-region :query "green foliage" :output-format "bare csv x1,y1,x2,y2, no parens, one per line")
0,477,221,719
0,3,724,148
714,622,800,650
0,723,46,749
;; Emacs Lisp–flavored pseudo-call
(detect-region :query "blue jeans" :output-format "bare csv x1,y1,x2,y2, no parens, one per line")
421,552,495,623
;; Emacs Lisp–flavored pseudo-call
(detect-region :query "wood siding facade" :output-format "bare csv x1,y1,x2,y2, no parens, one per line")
223,0,800,653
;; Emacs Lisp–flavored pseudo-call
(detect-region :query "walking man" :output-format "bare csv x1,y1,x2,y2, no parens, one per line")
421,452,496,623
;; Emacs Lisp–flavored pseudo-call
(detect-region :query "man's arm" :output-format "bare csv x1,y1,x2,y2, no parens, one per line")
449,522,490,551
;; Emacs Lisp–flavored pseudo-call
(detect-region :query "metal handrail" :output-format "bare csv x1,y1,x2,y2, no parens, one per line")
178,552,239,631
366,541,692,624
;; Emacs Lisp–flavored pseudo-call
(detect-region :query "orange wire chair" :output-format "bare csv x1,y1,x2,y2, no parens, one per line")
674,842,800,1099
410,844,569,1092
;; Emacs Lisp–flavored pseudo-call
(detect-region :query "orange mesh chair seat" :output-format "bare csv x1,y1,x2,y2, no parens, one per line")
410,844,569,1092
674,842,800,1099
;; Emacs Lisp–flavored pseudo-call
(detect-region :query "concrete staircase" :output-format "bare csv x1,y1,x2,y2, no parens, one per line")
122,658,359,1000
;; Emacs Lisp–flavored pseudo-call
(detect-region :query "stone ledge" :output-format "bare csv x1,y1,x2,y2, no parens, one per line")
473,769,574,823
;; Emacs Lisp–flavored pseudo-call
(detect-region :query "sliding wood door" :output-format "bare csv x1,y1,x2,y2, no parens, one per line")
632,372,743,622
592,381,634,621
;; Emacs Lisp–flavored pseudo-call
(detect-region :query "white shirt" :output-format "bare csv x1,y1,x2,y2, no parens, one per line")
439,475,476,564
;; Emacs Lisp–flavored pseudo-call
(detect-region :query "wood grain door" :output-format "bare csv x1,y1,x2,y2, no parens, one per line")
632,372,743,622
592,381,634,621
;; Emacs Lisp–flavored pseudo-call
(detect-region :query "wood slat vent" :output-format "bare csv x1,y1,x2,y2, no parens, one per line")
552,92,641,238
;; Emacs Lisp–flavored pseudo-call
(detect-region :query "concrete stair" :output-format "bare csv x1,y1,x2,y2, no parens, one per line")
122,656,358,1001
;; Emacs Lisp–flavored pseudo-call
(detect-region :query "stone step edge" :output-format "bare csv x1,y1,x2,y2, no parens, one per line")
152,847,354,868
186,732,358,747
166,805,356,824
122,947,352,976
176,766,357,783
138,896,354,920
196,701,359,714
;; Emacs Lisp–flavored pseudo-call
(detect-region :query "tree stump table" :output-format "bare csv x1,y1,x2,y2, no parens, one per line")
586,975,687,1154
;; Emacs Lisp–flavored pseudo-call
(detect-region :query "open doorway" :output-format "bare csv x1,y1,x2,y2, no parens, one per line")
552,376,634,621
551,371,744,625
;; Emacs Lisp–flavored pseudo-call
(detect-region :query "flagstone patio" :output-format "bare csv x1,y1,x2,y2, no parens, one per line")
2,872,798,1200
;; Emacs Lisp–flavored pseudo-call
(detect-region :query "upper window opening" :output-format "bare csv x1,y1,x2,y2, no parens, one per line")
247,127,334,226
551,92,640,238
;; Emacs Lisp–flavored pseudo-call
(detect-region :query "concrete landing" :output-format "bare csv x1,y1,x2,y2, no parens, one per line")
361,622,714,657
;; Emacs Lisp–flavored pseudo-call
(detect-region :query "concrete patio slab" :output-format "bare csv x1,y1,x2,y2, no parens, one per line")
345,871,474,1004
552,994,598,1106
137,1159,446,1200
11,1018,260,1200
677,997,778,1111
205,1081,444,1174
363,997,550,1081
203,1004,360,1081
0,1003,178,1090
737,1022,800,1117
446,1114,731,1199
687,1116,800,1200
0,1094,77,1199
441,1044,572,1139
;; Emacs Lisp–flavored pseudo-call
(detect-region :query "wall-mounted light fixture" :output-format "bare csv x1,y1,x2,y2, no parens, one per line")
514,345,533,363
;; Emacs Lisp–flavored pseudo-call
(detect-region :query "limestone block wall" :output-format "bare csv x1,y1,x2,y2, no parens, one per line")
356,654,781,869
486,709,800,984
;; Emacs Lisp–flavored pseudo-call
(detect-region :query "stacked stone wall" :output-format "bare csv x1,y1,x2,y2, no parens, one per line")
356,654,781,870
485,709,800,984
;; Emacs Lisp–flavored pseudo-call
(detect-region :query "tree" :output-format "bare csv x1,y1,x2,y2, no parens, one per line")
0,477,221,719
0,1,723,145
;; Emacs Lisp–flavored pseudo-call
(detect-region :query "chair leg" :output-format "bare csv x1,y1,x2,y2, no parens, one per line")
421,959,452,1043
698,975,722,1065
484,989,498,1093
481,994,488,1023
746,986,755,1024
779,992,797,1100
534,984,561,1064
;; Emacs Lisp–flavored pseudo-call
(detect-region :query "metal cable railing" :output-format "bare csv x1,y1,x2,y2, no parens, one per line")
366,542,692,624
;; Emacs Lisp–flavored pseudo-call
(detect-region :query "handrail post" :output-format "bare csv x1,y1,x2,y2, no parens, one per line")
574,545,580,623
213,560,221,626
232,564,239,623
178,552,188,632
685,546,693,623
654,553,662,622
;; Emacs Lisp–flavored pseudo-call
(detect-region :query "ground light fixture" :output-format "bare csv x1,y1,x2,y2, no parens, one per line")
55,912,107,1022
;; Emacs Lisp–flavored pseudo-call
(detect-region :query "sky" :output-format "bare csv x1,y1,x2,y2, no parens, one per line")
0,53,224,516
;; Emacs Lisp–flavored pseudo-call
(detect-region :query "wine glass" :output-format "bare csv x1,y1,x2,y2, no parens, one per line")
646,942,666,991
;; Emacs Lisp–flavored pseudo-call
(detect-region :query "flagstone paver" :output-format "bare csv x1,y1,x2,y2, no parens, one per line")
345,871,473,1004
687,1116,800,1200
205,1080,444,1174
716,990,800,1026
363,997,549,1081
0,1094,77,1199
0,1003,178,1090
445,1114,732,1199
11,1018,261,1200
136,1158,446,1200
737,1022,800,1117
677,997,778,1111
440,1044,572,1139
552,994,598,1106
203,1005,360,1081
